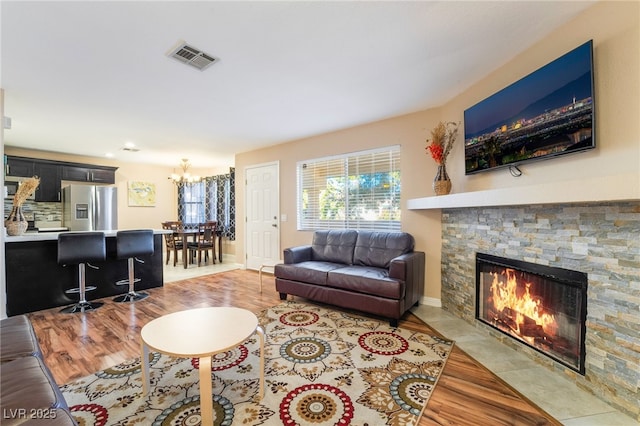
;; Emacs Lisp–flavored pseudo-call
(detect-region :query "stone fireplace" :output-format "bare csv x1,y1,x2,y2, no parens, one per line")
439,201,639,419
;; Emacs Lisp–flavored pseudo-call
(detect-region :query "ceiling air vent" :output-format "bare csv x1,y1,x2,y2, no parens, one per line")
167,41,218,71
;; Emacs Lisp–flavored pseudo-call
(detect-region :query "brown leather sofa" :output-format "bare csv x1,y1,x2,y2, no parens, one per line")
0,315,77,426
275,230,425,326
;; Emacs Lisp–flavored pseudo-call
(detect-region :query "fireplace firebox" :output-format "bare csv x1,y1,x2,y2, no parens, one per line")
475,253,587,374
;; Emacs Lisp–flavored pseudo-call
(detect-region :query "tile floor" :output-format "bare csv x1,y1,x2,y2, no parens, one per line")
163,261,638,425
163,258,242,283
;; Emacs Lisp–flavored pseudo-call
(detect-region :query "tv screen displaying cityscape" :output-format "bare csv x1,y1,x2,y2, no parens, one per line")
464,40,595,175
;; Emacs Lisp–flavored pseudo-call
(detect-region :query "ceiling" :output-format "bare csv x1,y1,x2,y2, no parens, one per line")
1,1,595,168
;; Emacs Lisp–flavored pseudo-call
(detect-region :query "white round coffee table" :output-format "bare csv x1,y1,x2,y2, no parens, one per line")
140,307,265,424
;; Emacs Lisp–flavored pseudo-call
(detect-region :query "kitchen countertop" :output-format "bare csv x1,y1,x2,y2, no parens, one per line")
5,228,171,243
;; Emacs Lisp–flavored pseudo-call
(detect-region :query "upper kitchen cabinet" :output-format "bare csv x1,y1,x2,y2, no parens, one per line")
5,156,118,201
61,164,117,184
33,162,62,202
5,156,35,177
5,156,63,201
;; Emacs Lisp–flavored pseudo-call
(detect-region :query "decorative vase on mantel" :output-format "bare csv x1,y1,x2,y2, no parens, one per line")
433,164,452,196
5,205,28,236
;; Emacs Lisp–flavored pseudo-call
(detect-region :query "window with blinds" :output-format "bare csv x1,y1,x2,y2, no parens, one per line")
297,145,401,231
178,182,206,227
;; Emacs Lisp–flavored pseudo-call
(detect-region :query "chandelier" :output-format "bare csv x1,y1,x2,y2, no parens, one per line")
169,158,201,184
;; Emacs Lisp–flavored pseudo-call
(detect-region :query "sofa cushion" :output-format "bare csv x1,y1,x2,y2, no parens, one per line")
354,231,414,268
275,261,345,286
0,357,69,426
0,315,42,362
311,230,358,264
327,266,404,299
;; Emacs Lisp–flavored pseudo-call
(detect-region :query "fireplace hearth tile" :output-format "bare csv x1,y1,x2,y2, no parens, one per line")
410,304,458,322
412,305,486,343
456,339,535,373
498,367,618,420
562,412,640,426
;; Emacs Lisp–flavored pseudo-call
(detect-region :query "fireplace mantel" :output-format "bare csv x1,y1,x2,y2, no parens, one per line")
407,173,639,210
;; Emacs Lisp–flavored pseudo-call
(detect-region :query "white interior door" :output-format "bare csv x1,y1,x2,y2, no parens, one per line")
245,162,280,270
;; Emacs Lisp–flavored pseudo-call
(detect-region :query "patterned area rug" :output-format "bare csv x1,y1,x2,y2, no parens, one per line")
61,301,454,425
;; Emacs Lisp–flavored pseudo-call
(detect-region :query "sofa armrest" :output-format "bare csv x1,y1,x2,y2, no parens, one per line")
283,245,313,264
389,251,425,305
388,252,421,280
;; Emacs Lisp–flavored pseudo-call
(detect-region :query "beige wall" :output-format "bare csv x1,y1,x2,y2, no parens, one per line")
442,1,640,193
236,1,640,303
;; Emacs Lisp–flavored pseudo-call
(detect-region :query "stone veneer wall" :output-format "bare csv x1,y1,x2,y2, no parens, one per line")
440,201,639,420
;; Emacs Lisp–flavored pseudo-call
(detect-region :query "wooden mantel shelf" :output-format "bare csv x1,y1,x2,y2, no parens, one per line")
407,173,640,210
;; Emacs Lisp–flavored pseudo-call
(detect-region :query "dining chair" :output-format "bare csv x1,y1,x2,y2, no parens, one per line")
161,221,184,266
188,222,217,266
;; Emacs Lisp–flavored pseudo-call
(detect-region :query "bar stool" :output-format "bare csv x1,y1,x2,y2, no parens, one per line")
113,229,154,303
58,232,106,313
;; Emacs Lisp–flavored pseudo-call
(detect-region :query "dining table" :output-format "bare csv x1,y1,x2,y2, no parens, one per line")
173,228,223,268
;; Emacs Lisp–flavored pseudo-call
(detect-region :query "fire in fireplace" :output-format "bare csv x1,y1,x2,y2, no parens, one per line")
475,253,587,374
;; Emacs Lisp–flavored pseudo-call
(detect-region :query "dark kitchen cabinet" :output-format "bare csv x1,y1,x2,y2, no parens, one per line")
5,156,118,199
5,156,63,201
5,156,35,177
62,165,116,184
33,162,62,202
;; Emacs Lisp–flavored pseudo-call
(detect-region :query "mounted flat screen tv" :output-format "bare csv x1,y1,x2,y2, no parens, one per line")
464,40,595,175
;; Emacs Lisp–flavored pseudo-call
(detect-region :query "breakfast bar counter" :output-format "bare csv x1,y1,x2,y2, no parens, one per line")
4,230,169,316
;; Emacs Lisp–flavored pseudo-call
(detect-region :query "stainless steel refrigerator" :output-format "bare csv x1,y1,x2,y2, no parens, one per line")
62,185,118,231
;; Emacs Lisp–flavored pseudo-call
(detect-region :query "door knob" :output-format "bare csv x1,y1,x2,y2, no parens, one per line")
272,223,278,228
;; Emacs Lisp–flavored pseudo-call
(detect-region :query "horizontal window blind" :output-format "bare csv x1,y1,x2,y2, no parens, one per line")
178,182,206,227
297,146,401,231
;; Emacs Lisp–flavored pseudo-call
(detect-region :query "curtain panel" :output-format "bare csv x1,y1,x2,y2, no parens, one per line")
178,167,235,240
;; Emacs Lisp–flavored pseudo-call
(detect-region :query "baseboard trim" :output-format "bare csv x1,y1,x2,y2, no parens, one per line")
421,296,442,307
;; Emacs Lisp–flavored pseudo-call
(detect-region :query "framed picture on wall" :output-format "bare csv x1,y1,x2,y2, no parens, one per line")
128,181,156,207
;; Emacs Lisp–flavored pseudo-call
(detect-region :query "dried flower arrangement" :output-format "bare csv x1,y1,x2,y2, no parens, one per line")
425,121,459,165
12,176,40,207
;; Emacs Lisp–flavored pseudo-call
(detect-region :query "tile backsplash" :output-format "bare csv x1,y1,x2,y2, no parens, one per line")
3,200,62,223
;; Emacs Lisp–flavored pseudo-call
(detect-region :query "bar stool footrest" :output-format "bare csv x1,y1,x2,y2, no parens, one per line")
60,301,104,313
115,278,142,286
113,292,149,303
64,285,97,295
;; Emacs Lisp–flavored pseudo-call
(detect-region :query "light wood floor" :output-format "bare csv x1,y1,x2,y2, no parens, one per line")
27,269,560,426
